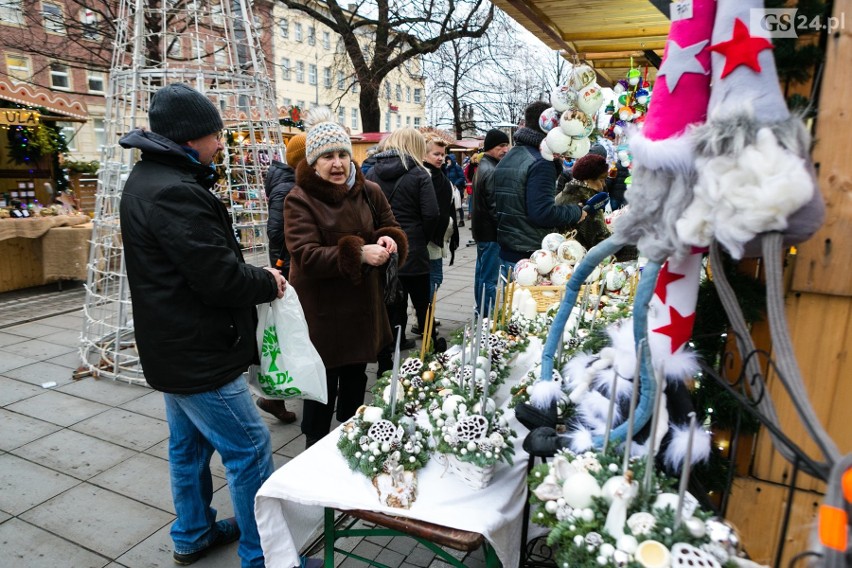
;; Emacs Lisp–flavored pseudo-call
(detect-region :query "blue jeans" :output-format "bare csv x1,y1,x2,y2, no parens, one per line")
474,241,501,316
429,258,443,296
164,375,274,568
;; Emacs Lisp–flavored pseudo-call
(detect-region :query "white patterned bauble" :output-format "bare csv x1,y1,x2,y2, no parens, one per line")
577,83,604,116
545,128,572,155
515,263,538,286
539,107,561,133
568,64,597,90
566,136,591,159
530,249,555,275
549,263,572,286
550,86,578,113
542,232,566,252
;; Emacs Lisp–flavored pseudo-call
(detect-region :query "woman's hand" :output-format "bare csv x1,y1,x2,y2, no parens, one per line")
263,267,287,298
361,244,390,266
377,236,397,254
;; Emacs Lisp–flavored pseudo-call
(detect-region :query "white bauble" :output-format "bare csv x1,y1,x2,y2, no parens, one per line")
542,232,566,252
362,406,384,423
585,265,602,284
559,109,589,137
545,128,572,155
539,107,561,133
515,263,538,286
569,64,597,90
606,268,627,291
566,136,591,159
530,249,555,275
441,394,465,414
475,355,490,369
556,239,587,264
616,535,639,554
577,83,604,116
549,263,573,286
539,140,555,161
561,471,601,509
550,86,577,113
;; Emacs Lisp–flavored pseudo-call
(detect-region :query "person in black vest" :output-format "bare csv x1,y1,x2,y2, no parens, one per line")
493,101,586,272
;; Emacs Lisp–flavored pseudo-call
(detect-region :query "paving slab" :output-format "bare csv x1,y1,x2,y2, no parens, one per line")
0,376,43,406
1,322,66,339
5,390,111,427
19,483,173,559
375,547,407,568
119,390,166,421
0,350,40,374
0,518,110,568
37,311,86,330
39,327,84,348
2,360,78,387
12,428,137,480
0,453,80,515
58,376,151,406
0,331,28,348
116,523,240,568
88,453,185,514
0,409,62,452
70,408,169,451
5,338,77,360
45,349,85,368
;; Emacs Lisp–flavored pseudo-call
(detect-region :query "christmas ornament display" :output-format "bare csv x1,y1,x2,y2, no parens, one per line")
541,63,606,160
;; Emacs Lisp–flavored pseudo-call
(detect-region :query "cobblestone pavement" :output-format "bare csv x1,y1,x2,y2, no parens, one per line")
0,224,494,568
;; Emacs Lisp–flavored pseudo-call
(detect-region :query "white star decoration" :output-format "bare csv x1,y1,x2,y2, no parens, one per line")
657,39,709,92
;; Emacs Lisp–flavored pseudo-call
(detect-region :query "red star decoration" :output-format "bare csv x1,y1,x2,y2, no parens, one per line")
654,262,686,304
652,306,697,354
709,19,774,78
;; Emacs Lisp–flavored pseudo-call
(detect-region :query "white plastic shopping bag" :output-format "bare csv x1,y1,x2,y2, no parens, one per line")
250,286,328,403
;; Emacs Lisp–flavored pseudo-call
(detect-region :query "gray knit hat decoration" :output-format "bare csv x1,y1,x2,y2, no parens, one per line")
148,83,224,143
305,118,353,165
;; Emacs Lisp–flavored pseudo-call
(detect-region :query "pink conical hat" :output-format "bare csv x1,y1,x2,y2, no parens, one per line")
642,0,716,141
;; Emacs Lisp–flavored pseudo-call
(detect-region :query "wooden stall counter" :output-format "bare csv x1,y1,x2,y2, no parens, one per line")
0,215,92,293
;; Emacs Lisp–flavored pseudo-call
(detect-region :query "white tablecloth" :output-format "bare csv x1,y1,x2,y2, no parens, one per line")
255,338,544,568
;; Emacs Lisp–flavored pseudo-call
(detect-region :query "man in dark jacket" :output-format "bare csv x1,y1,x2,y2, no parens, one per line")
257,133,306,425
471,129,510,315
119,83,286,568
493,101,586,269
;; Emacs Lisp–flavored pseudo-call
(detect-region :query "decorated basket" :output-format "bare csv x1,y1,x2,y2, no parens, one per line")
523,285,566,312
446,453,496,489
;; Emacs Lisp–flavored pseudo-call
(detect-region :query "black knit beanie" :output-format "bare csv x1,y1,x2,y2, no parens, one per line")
483,129,510,152
148,83,224,143
524,101,551,134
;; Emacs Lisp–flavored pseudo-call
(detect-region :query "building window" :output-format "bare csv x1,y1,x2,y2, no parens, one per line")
42,2,65,34
281,58,291,80
352,81,358,93
395,84,401,102
396,114,401,129
0,0,23,25
297,100,306,110
322,31,330,50
323,67,332,89
413,88,422,104
93,118,106,148
192,38,206,59
50,63,70,90
308,63,317,86
406,116,410,126
214,40,227,66
384,83,391,99
414,117,421,127
210,1,224,27
87,70,105,93
167,36,182,58
283,98,291,107
406,87,411,103
294,22,303,42
338,106,345,123
80,7,99,39
351,108,358,130
337,71,345,90
385,113,390,131
295,61,304,83
307,26,315,46
58,122,77,151
5,54,30,81
279,18,288,38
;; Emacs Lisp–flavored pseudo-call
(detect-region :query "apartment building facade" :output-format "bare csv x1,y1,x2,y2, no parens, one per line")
271,3,427,134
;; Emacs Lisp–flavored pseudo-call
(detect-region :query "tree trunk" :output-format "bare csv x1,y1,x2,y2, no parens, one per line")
360,83,382,132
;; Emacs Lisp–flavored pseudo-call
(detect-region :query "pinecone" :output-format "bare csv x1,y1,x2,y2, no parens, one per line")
404,402,419,416
507,321,522,336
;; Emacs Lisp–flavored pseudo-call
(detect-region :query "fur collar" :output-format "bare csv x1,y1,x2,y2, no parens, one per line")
295,159,365,204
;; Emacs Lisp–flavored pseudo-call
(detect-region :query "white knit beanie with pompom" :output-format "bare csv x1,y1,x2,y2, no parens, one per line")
304,106,352,166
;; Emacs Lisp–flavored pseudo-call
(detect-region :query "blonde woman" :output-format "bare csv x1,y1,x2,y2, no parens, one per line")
365,128,440,374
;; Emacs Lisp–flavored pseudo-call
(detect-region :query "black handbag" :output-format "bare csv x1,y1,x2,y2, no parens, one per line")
363,181,405,306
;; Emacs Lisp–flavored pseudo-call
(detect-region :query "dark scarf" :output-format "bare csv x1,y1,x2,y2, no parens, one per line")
513,127,546,148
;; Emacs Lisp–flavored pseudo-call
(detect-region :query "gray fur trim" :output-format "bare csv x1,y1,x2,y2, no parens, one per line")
692,112,812,160
612,166,697,261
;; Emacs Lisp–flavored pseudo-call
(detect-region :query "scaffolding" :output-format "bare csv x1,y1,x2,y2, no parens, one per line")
80,0,284,385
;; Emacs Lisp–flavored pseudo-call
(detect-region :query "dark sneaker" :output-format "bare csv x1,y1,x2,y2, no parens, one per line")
400,338,417,350
256,398,297,424
411,320,440,336
173,517,240,565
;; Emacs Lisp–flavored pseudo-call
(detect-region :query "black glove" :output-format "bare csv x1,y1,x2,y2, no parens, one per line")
515,401,558,431
523,427,570,457
582,191,609,215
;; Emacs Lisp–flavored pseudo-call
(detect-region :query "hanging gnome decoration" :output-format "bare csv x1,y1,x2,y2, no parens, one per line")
521,0,720,471
538,64,604,161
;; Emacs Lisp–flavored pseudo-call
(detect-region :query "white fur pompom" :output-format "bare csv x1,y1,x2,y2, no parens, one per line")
303,106,337,131
663,424,712,472
528,374,564,409
567,426,594,453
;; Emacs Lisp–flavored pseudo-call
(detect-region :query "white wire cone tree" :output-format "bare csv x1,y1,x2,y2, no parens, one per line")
80,0,285,385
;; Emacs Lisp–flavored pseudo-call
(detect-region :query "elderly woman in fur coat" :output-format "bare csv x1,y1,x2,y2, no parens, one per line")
555,153,611,251
284,108,407,448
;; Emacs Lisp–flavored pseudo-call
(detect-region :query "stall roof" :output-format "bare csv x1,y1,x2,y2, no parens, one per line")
490,0,671,85
0,78,88,121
